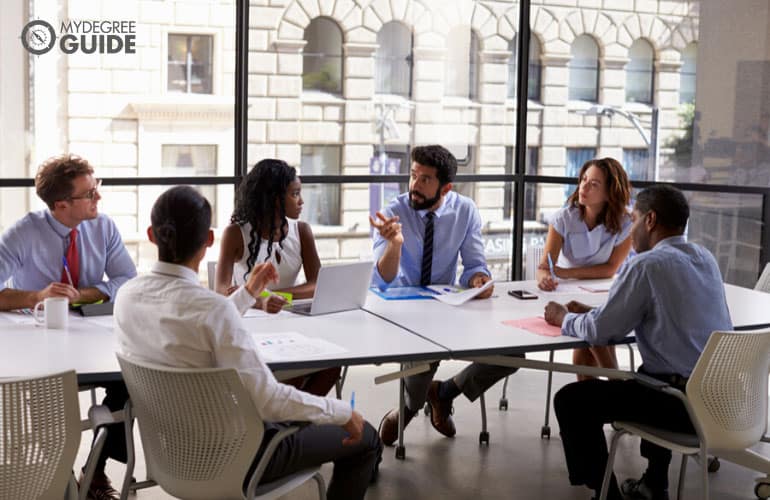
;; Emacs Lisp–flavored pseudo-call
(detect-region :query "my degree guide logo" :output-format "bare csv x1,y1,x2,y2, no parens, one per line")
21,19,136,55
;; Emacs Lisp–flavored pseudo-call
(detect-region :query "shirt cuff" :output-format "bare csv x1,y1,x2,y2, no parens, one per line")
561,312,579,337
371,264,392,290
229,286,257,315
327,398,353,426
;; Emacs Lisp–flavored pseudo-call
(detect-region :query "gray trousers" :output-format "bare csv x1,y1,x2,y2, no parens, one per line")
257,421,382,500
402,356,522,412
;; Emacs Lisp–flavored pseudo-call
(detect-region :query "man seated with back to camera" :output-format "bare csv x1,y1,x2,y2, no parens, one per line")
544,184,732,500
114,186,382,500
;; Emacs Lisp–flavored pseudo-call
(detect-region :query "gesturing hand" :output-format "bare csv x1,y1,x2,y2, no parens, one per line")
368,212,403,245
244,262,279,299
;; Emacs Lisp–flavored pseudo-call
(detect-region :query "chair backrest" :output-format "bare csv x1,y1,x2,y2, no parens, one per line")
117,354,264,500
755,262,770,292
686,329,770,451
0,370,81,500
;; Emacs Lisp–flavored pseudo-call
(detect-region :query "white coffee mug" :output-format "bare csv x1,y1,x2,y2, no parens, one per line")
33,297,69,329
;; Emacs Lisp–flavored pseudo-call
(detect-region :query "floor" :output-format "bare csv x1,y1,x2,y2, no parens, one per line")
77,352,770,499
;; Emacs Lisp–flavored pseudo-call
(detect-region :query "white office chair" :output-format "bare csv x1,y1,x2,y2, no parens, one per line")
116,354,325,500
600,329,770,500
207,261,217,291
755,263,770,293
0,370,82,500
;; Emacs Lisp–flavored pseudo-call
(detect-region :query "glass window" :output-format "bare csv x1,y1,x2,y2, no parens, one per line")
626,39,654,104
303,18,343,95
161,145,218,220
446,28,479,99
565,148,596,198
507,35,541,101
623,148,650,181
504,147,539,220
167,34,213,94
300,145,341,226
569,35,599,102
375,22,413,97
680,43,697,104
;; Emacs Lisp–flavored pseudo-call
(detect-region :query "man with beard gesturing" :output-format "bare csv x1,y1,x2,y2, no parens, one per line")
369,145,522,446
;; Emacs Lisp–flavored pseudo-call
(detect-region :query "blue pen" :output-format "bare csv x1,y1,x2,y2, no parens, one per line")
62,256,74,286
547,253,557,281
350,391,355,410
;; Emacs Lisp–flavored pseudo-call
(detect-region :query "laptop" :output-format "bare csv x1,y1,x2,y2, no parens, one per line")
288,261,373,316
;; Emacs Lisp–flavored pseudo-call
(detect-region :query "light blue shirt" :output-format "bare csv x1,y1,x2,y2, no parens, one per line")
372,191,490,288
562,235,733,376
551,205,632,267
0,210,137,301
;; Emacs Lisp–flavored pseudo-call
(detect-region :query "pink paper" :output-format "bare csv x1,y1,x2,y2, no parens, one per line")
502,317,563,337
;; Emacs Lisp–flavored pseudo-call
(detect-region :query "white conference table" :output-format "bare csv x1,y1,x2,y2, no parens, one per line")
364,280,770,357
0,309,448,385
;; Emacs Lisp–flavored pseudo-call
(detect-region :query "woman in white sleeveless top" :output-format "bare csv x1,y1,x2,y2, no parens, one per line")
216,159,340,396
537,158,633,379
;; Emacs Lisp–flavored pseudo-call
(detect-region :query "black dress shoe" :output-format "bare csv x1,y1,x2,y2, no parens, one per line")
620,476,670,500
426,381,456,438
378,408,416,446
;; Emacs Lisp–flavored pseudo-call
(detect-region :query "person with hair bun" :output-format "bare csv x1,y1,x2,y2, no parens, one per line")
216,159,340,396
115,186,382,500
537,157,633,378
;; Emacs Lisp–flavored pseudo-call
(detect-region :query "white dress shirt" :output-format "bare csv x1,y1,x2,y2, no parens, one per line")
114,261,351,426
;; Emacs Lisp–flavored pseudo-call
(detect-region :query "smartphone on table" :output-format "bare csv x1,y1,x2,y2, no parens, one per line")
508,289,538,300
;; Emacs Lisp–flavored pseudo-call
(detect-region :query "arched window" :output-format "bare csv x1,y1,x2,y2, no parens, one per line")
375,22,413,97
303,17,343,95
446,27,479,99
680,43,697,104
568,35,599,102
626,39,654,104
507,35,541,101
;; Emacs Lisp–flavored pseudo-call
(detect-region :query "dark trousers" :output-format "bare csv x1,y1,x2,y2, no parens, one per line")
256,421,383,500
94,381,130,471
401,356,522,411
554,374,693,492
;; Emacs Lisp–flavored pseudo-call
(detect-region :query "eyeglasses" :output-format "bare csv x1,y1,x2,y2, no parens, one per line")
68,179,102,201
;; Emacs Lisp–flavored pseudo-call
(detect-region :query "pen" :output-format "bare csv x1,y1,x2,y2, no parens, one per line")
350,391,355,410
547,253,557,282
62,256,74,286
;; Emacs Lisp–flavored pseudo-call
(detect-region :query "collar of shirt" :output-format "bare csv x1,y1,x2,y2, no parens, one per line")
44,210,75,239
151,261,199,284
653,234,686,249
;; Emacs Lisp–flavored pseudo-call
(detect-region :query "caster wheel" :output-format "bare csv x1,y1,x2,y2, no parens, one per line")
499,399,508,411
707,457,720,473
395,446,405,460
423,403,431,416
479,431,490,445
541,425,551,439
755,481,770,499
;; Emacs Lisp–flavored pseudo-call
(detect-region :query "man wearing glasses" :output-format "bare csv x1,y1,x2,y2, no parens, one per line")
0,153,136,500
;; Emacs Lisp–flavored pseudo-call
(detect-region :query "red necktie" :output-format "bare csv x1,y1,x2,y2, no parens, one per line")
61,228,80,289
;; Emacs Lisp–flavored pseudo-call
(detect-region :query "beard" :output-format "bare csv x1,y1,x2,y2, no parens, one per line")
408,187,442,210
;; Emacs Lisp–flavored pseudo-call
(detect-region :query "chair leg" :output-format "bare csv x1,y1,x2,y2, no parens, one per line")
600,429,625,500
626,344,636,371
700,450,709,500
395,376,406,460
80,427,107,500
479,392,489,445
313,471,327,500
541,350,554,439
120,402,135,500
499,376,509,410
677,454,688,500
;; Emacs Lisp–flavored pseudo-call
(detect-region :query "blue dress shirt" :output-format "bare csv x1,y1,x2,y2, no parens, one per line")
372,191,490,288
562,235,733,376
0,210,137,301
